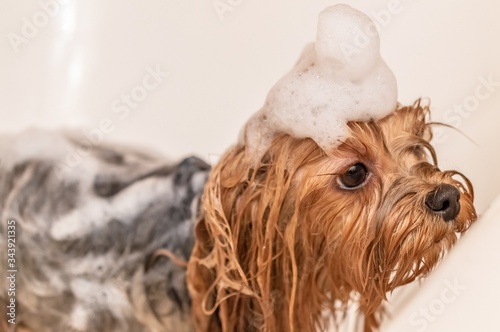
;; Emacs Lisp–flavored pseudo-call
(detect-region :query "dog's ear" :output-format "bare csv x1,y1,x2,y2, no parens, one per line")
188,135,330,332
375,100,438,165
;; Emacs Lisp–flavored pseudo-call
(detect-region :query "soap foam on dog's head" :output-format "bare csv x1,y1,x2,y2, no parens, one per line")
242,4,398,158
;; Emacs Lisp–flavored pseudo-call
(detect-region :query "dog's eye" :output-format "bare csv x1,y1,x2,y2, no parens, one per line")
338,163,368,189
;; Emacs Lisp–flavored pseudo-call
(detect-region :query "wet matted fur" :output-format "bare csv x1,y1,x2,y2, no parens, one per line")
187,100,476,332
0,131,209,332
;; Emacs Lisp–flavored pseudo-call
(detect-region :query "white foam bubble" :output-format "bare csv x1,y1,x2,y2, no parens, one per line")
241,4,398,157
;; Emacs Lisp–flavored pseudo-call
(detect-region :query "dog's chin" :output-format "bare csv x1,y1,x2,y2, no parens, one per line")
429,231,458,256
383,217,458,288
410,231,459,278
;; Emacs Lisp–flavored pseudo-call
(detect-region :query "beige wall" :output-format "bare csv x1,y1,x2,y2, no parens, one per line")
1,1,499,330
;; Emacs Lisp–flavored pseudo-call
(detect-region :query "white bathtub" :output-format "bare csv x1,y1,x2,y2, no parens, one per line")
1,1,499,330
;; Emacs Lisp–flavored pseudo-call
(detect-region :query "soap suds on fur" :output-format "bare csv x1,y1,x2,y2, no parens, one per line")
242,4,398,157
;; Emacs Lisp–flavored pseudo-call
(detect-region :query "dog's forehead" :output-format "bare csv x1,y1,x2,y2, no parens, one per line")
328,107,432,170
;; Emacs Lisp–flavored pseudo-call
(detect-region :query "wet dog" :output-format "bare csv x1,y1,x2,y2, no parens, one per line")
0,101,476,332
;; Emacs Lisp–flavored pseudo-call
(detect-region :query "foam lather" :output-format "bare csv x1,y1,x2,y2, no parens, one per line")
242,4,398,157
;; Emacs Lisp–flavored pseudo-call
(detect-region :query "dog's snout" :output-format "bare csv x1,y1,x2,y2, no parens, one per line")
425,184,461,221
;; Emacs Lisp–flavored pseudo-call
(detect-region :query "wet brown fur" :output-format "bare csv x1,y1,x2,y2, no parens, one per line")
187,100,477,331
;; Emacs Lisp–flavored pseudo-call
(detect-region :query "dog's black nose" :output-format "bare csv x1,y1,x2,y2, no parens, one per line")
425,184,461,221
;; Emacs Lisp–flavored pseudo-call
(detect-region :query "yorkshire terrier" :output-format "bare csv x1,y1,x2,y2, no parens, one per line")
187,100,476,331
0,100,476,332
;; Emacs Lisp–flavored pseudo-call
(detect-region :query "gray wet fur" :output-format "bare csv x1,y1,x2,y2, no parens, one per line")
0,130,210,332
